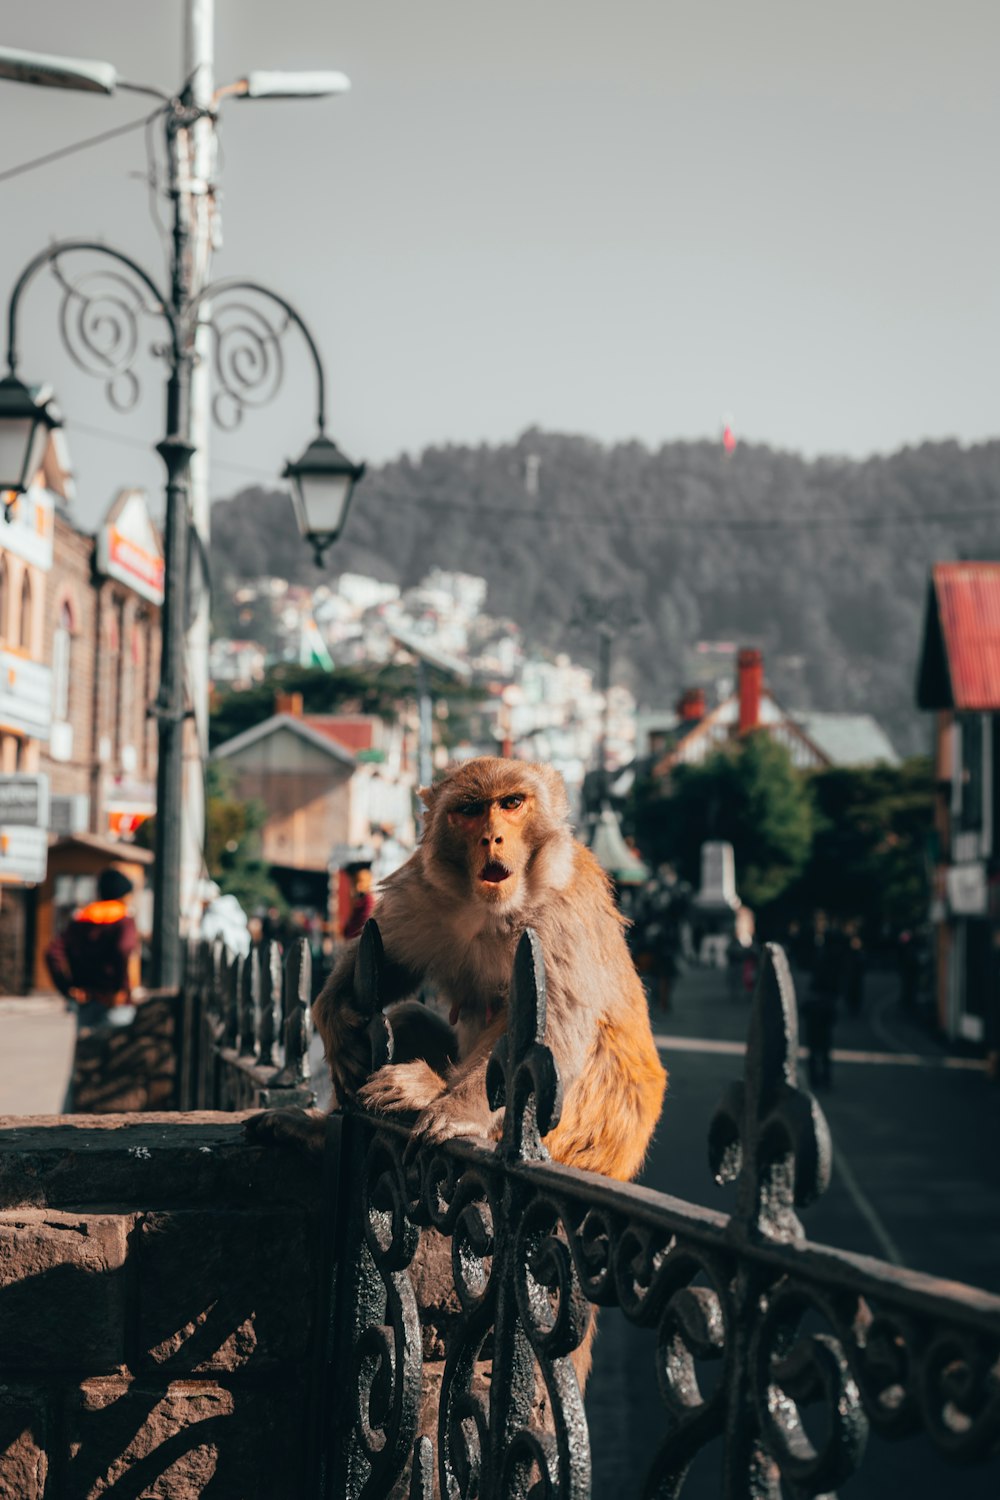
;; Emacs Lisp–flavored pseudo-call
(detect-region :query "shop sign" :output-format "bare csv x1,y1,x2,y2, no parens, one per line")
105,776,156,840
946,861,988,917
0,485,53,571
0,650,52,739
0,825,48,884
96,489,165,605
0,773,49,828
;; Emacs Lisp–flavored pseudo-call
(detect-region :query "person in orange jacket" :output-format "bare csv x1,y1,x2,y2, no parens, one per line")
45,868,139,1027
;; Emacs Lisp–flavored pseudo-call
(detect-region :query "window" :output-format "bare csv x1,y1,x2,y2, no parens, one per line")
17,571,32,652
959,713,984,832
113,599,126,761
52,601,72,722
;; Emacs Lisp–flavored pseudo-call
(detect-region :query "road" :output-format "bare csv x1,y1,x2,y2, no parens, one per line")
0,995,76,1114
586,960,1000,1497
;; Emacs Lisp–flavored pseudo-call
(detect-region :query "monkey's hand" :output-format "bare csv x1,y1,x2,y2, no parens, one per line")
244,1106,327,1155
358,1060,448,1116
403,1090,499,1161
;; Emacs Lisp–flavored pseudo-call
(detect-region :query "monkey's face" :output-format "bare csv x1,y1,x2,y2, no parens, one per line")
420,758,573,912
447,789,532,907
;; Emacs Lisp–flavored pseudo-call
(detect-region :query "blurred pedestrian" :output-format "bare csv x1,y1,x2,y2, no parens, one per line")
804,924,843,1090
897,931,919,1013
45,867,139,1028
844,930,866,1017
343,866,376,940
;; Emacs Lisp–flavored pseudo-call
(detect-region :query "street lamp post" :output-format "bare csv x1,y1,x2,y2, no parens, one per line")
0,50,364,988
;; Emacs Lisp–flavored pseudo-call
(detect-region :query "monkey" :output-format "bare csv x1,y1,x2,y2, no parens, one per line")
250,757,667,1398
308,756,667,1178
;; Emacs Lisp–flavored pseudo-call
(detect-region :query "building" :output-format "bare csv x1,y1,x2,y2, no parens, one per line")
30,488,163,991
0,459,59,991
650,650,899,781
211,701,416,921
916,561,1000,1047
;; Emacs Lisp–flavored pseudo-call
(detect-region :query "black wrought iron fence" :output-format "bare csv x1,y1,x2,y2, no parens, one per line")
177,936,317,1112
191,923,1000,1497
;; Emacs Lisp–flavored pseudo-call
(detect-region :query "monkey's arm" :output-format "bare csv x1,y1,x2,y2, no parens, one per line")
359,1013,506,1148
313,937,422,1103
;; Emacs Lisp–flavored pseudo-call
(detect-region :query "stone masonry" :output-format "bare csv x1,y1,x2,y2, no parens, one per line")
0,1113,327,1500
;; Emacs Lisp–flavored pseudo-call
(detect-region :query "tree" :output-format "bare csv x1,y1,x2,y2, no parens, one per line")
635,735,814,910
204,762,286,916
798,758,933,932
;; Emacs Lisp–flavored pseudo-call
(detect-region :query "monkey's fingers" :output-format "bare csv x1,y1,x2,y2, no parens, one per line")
403,1099,489,1164
358,1061,447,1117
244,1106,327,1155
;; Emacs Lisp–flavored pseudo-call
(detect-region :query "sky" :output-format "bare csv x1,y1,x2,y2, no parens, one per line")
1,1,998,527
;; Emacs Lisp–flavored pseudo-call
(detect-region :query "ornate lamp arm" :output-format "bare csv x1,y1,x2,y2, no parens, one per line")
5,239,179,383
189,277,328,433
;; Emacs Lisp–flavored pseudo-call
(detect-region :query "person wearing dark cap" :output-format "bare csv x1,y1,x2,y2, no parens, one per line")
45,868,139,1027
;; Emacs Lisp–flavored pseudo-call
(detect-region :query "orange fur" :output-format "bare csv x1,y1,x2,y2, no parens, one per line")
315,757,667,1184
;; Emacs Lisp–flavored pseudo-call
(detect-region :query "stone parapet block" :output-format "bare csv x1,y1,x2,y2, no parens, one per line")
136,1209,317,1372
65,1377,306,1500
0,1114,321,1211
0,1383,49,1499
0,1209,131,1371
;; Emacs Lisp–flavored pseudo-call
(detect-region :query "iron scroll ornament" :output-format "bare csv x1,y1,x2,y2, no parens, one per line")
336,927,1000,1500
4,241,328,435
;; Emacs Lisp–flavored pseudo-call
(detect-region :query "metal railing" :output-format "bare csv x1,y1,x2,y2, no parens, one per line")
189,923,1000,1496
327,925,1000,1498
177,936,317,1111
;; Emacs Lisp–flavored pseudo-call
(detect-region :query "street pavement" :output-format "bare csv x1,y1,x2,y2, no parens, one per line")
0,995,76,1114
586,958,1000,1497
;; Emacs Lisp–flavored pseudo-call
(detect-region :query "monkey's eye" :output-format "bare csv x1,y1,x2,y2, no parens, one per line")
457,800,486,818
499,794,525,811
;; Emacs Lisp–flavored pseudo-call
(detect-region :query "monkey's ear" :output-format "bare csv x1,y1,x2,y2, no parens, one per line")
531,762,570,823
418,783,439,811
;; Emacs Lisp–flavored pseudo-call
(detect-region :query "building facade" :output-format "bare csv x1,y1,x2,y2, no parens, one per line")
917,562,1000,1049
30,490,163,989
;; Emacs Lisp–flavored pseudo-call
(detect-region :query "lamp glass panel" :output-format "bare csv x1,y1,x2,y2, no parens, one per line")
0,415,37,493
298,471,351,539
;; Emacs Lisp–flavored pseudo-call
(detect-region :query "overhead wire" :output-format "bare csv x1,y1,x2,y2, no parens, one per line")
0,106,166,186
61,415,1000,532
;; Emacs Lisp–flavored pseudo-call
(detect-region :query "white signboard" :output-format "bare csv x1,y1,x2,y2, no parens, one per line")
946,862,988,917
0,825,48,884
0,773,49,828
0,485,54,571
96,489,164,605
0,650,52,739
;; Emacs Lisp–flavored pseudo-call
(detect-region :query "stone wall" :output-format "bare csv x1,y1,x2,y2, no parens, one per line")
0,1113,327,1499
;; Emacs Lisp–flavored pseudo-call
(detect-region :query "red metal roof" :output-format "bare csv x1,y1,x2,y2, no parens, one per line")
932,562,1000,710
303,716,376,753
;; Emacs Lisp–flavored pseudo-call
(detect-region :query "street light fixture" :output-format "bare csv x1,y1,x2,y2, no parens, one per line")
284,433,365,566
0,374,62,509
0,42,363,989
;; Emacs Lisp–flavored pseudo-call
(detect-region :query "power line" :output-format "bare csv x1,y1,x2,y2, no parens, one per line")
369,493,1000,533
62,418,1000,532
65,418,278,481
0,107,165,186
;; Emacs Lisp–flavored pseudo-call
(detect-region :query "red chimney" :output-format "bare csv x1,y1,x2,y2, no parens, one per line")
738,649,763,734
676,687,706,722
276,691,304,718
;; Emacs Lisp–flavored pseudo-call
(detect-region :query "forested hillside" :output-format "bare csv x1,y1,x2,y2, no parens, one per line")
210,431,1000,754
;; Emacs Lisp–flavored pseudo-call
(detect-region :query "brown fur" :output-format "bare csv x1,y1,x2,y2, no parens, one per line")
313,756,667,1183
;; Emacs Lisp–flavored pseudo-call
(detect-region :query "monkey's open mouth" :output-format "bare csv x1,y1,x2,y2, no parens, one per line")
480,859,513,884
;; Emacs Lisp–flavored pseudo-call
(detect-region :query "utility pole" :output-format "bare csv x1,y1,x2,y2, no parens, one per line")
180,0,215,929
